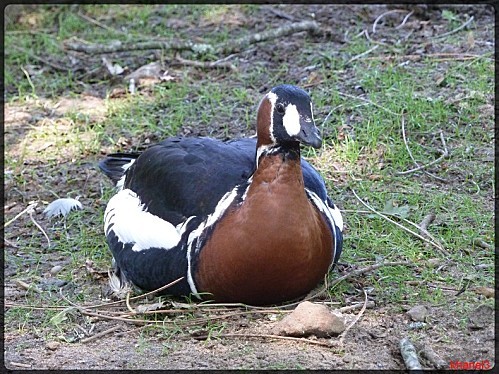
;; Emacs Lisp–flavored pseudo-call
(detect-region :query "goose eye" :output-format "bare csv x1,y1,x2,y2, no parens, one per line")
276,103,285,114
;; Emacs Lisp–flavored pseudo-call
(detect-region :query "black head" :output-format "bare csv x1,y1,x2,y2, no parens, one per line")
256,84,322,149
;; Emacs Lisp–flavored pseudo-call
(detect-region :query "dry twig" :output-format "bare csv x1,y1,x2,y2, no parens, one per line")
173,55,236,71
397,130,449,175
76,11,124,34
341,209,447,249
330,261,413,288
398,114,447,182
432,16,474,40
346,45,379,65
395,11,414,29
339,289,368,345
338,92,399,116
351,189,446,252
372,9,407,33
10,45,70,72
192,332,336,348
80,325,122,344
418,213,436,236
338,301,375,313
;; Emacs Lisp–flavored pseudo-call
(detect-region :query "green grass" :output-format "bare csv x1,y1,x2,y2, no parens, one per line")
4,4,494,353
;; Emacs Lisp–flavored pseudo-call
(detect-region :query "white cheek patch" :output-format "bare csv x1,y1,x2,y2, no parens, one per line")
104,189,181,252
283,104,301,136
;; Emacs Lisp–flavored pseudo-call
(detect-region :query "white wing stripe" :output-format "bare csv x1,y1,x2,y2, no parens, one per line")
104,189,181,252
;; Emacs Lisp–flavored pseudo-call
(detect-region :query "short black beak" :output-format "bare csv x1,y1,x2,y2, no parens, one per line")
296,120,322,149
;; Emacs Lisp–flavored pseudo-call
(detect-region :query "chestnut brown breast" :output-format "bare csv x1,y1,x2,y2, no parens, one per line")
195,154,333,305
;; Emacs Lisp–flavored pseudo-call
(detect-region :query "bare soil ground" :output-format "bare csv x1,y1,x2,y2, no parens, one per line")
3,4,495,370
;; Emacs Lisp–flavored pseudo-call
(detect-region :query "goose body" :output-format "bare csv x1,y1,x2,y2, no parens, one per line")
100,84,343,305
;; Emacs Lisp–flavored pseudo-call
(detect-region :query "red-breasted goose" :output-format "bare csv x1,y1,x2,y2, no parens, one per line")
100,84,343,306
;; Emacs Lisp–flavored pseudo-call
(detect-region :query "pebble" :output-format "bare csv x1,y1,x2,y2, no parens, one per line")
406,305,428,322
46,341,60,351
468,304,493,330
272,301,346,338
408,322,427,330
50,265,63,275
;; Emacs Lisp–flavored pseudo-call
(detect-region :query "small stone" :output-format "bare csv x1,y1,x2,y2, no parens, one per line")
468,304,493,330
50,265,62,275
407,305,428,322
408,322,427,330
272,301,346,338
46,341,60,351
427,258,441,268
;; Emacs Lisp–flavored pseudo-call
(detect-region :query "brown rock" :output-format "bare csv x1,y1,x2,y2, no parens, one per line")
46,341,60,351
272,301,346,337
406,305,428,322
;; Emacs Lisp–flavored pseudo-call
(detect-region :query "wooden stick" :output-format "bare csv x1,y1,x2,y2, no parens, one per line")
64,38,215,55
338,300,375,313
191,332,336,348
346,45,379,65
80,325,122,343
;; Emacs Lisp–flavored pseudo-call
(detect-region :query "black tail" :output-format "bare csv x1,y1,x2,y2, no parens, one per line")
98,153,141,184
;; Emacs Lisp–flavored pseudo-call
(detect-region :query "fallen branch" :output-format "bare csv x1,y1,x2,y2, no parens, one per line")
64,38,215,55
400,337,422,370
64,20,320,57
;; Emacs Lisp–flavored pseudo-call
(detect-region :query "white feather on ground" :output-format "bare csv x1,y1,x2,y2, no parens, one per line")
43,198,83,218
